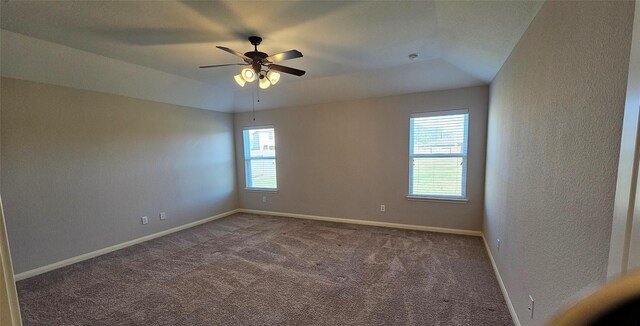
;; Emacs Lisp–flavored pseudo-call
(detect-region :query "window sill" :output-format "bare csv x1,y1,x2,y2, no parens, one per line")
406,196,469,204
245,188,278,193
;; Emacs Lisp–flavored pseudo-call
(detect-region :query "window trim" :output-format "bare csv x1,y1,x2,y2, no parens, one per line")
408,109,469,200
406,195,469,203
243,125,278,191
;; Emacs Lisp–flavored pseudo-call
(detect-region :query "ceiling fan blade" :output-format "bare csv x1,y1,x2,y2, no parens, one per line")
266,50,303,63
269,64,306,77
216,46,252,63
200,63,249,68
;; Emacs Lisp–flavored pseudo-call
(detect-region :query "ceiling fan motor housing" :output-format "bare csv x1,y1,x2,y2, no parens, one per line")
246,36,269,73
249,60,264,74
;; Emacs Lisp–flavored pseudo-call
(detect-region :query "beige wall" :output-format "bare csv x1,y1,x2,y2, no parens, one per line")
234,86,488,231
484,1,634,325
1,77,237,274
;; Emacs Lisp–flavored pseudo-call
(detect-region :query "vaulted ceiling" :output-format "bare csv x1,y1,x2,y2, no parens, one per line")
0,1,542,112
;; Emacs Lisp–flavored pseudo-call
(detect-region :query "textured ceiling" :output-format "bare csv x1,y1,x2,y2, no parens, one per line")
0,1,542,112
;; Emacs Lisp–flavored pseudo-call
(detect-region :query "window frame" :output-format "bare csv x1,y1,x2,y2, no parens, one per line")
243,125,278,192
408,109,469,201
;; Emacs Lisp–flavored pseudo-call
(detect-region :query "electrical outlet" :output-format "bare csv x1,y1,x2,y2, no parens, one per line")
497,239,501,251
160,212,166,220
380,205,386,212
262,196,267,203
141,216,149,225
528,294,534,318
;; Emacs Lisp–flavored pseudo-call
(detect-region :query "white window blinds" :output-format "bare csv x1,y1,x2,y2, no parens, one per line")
409,110,469,199
243,127,277,190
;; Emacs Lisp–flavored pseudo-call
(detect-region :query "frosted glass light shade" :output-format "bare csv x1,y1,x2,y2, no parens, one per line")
259,77,271,89
241,68,256,82
234,74,246,87
266,71,280,85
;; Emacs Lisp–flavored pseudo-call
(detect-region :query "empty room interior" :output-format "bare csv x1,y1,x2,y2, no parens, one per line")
1,1,640,325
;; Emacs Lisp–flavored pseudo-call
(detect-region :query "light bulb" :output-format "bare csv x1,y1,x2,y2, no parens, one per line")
234,74,246,87
241,68,256,82
266,70,280,85
259,77,271,89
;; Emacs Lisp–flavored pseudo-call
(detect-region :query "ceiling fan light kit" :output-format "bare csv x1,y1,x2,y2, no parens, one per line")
241,68,256,82
267,70,280,85
233,74,246,87
200,36,305,89
259,77,271,89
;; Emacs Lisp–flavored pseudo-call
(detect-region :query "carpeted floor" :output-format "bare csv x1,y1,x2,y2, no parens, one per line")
16,213,512,325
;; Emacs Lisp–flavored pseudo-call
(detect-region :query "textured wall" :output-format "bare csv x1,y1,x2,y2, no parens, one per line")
484,1,634,325
1,77,238,273
234,86,488,231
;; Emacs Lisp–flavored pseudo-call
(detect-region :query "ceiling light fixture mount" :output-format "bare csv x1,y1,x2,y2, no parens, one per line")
200,36,305,89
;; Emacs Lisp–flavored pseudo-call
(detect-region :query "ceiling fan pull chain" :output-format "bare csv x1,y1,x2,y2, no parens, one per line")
252,89,256,121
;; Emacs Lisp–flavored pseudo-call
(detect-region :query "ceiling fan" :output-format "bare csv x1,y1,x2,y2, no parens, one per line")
200,36,305,89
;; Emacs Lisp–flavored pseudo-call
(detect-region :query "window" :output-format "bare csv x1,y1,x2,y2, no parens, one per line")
243,127,277,190
409,110,468,200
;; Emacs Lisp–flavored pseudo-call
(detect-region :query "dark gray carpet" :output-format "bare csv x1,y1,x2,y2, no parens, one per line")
16,213,512,325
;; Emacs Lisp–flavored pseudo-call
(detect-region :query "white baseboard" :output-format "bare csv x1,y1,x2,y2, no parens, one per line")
482,235,520,326
14,209,240,281
238,208,483,237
